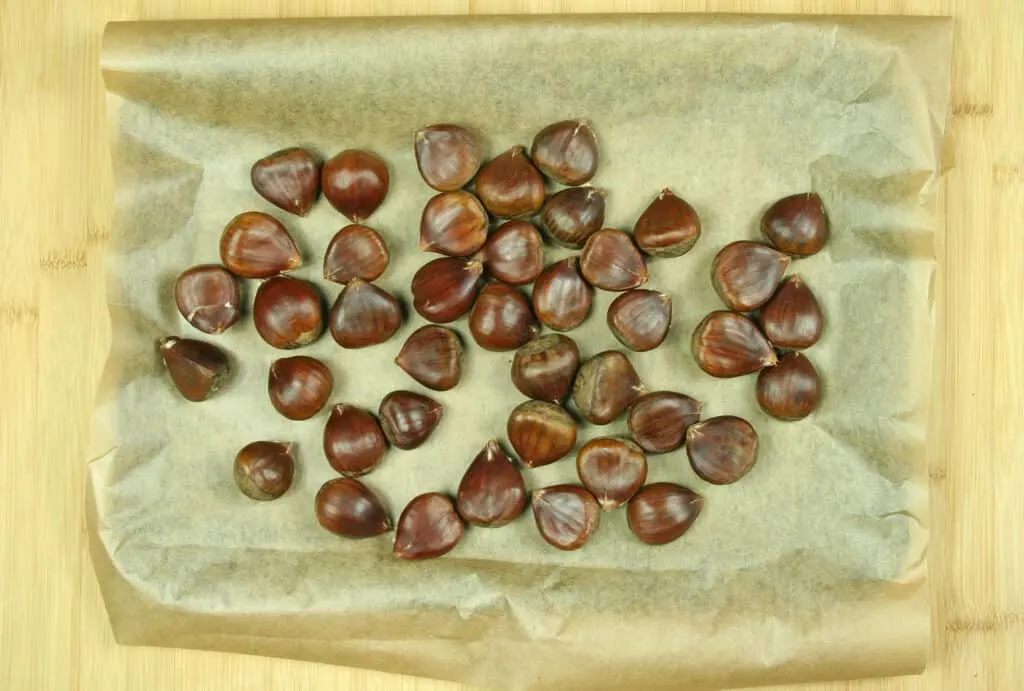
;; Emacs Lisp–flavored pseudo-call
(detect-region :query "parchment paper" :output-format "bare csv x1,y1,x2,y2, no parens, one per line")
89,14,953,691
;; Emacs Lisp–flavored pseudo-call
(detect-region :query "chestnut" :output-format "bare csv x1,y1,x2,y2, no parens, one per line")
395,325,463,391
532,485,600,551
506,400,577,468
469,283,539,351
328,278,402,349
322,149,389,222
480,220,544,285
411,256,485,323
456,440,527,527
530,119,598,186
250,147,321,217
633,188,701,257
627,483,703,545
691,311,776,378
606,289,672,352
711,241,790,312
414,124,482,191
474,146,546,218
627,391,702,454
576,438,647,510
315,477,392,538
532,257,593,331
268,356,332,420
394,492,464,560
323,224,390,284
756,352,821,420
234,441,294,501
158,336,230,402
252,275,324,349
759,275,824,349
540,187,605,248
420,190,489,257
510,334,580,404
174,264,242,335
219,211,301,278
572,350,645,425
686,415,759,484
378,390,443,450
580,228,648,291
761,192,829,256
323,404,388,476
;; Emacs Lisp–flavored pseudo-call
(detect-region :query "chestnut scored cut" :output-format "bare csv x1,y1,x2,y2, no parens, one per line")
159,336,230,402
322,149,389,222
174,264,242,335
532,485,601,551
686,415,759,485
633,188,701,257
540,187,605,248
572,350,645,425
234,441,295,501
219,211,301,279
532,257,594,332
580,228,648,291
323,224,390,285
469,283,540,352
328,278,403,349
395,325,463,391
420,190,489,257
394,492,465,560
711,241,790,312
315,477,392,538
627,391,702,454
253,275,324,349
756,352,822,421
378,390,443,450
474,146,546,218
530,119,599,186
576,438,648,510
761,192,829,256
511,334,581,404
759,275,824,349
323,404,389,476
414,124,482,192
251,147,321,217
507,400,577,468
627,483,703,545
411,256,485,323
456,440,528,528
691,311,776,378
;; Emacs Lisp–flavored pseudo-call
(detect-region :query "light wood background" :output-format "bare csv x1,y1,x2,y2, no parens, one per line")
1,0,1021,689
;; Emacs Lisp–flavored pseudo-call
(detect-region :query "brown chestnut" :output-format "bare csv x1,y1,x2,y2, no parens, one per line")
711,241,790,312
469,283,539,351
456,440,527,527
627,483,703,545
268,355,333,420
627,391,702,454
691,311,776,378
532,485,600,551
411,256,485,323
420,190,489,256
323,404,388,476
378,391,443,450
532,257,594,331
686,415,758,484
576,438,647,510
607,289,672,352
759,275,824,349
474,146,546,218
761,192,829,256
219,211,301,279
251,147,321,217
507,400,577,468
756,352,821,420
572,350,645,425
322,149,389,222
323,224,389,284
174,264,242,335
511,334,580,404
530,119,598,186
234,441,295,501
252,275,324,349
394,492,464,560
159,337,230,402
328,278,402,349
315,477,392,538
480,220,544,285
580,228,648,291
633,188,701,257
414,124,482,192
540,187,605,248
395,325,463,391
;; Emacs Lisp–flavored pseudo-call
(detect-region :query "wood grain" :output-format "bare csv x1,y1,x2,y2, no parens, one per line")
1,0,1021,689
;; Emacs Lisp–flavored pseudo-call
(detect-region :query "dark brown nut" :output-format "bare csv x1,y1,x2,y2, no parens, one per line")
234,441,295,501
572,350,645,425
323,224,390,285
756,352,821,421
627,391,702,454
174,265,242,335
532,257,594,331
480,220,544,285
411,256,485,323
469,283,539,351
414,124,482,192
759,275,824,349
219,211,301,279
607,289,672,352
251,147,321,217
511,334,580,404
395,325,463,391
711,241,790,312
420,190,489,256
530,119,598,186
627,483,703,545
761,192,829,256
580,229,649,291
576,438,648,510
158,336,230,402
328,278,402,349
532,485,600,551
394,492,464,560
323,404,388,476
507,400,577,468
691,311,776,378
540,187,605,248
456,439,528,527
315,477,392,538
322,149,389,222
633,188,701,257
686,415,759,484
252,275,324,349
474,146,546,218
378,390,443,450
268,356,333,420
